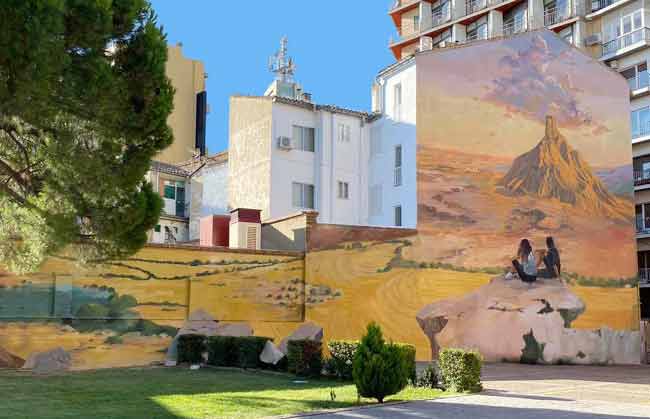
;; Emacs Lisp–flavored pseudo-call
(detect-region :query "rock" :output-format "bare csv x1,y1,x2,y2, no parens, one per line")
416,276,640,364
59,325,77,333
0,347,25,368
165,309,219,364
259,340,285,365
278,322,323,354
23,347,71,374
214,322,253,337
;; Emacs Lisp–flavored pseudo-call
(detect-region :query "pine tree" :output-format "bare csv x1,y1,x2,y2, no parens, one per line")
0,0,173,272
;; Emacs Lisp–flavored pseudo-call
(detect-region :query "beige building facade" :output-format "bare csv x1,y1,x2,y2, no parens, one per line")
155,43,208,164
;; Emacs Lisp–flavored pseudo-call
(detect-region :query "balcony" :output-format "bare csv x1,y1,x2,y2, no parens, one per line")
602,27,650,58
466,0,488,15
544,4,575,26
432,7,452,27
590,0,616,12
390,0,420,12
639,268,650,285
465,30,489,42
635,169,650,187
503,18,528,36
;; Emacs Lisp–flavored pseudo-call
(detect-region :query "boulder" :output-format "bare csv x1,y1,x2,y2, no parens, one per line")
259,340,285,365
165,309,219,364
0,347,25,368
416,276,640,364
23,347,71,374
278,322,323,354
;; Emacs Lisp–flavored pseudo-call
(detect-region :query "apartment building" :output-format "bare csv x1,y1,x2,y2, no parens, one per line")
155,43,208,165
147,161,191,244
228,39,415,228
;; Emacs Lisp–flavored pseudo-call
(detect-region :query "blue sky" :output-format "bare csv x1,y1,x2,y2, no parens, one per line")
150,0,396,153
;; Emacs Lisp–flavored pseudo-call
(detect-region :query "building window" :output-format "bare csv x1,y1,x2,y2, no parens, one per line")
337,181,350,199
370,185,383,216
432,0,451,26
603,9,643,54
163,180,186,217
394,205,403,227
632,107,650,138
394,145,403,187
622,62,649,91
163,181,176,199
292,182,315,209
337,123,351,142
292,125,315,152
413,15,420,31
466,16,488,41
154,224,161,233
393,83,402,121
432,28,451,48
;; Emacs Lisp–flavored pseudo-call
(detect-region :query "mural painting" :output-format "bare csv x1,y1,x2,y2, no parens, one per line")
0,246,304,370
305,31,640,364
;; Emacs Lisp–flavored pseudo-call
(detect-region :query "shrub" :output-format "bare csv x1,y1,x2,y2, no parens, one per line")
238,336,272,369
207,336,272,369
352,322,409,403
416,363,439,388
327,340,359,380
178,334,206,364
395,343,417,383
438,348,482,392
287,339,323,377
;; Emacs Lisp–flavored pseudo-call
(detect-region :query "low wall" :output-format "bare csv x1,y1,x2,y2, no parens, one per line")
0,244,305,370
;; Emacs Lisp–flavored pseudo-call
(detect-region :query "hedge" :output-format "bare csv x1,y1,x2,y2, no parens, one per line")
438,348,483,392
206,336,272,369
287,339,323,377
178,334,206,364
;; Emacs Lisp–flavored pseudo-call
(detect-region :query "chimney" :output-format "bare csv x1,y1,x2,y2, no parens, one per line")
545,115,558,138
228,208,262,250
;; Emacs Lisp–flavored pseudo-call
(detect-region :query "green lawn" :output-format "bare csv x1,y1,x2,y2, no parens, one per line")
0,367,451,419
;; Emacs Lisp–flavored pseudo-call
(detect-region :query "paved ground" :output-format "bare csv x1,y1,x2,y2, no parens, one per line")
293,363,650,418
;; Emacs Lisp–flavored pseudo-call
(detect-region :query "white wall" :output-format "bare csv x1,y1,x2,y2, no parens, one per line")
367,59,417,228
189,162,229,240
151,218,189,244
269,102,369,225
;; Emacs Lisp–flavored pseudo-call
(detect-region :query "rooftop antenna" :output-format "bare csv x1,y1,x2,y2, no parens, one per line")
268,36,296,83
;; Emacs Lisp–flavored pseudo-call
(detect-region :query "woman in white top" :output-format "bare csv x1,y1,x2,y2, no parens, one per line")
512,239,537,283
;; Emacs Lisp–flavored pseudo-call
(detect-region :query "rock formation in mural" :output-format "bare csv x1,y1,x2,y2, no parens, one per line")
417,276,640,364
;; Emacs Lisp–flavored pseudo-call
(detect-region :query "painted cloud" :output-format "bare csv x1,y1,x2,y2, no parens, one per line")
485,34,607,133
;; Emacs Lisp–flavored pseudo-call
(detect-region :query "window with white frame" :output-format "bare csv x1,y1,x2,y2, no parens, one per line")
394,145,403,187
292,125,315,152
431,0,451,26
604,10,643,45
292,182,315,209
632,107,650,138
337,181,350,199
393,83,402,121
413,15,420,31
432,28,451,47
622,62,649,91
466,16,488,41
394,205,403,227
369,185,383,216
337,123,351,142
370,126,382,157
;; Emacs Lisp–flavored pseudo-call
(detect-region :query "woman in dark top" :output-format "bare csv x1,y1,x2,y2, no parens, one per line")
540,236,561,278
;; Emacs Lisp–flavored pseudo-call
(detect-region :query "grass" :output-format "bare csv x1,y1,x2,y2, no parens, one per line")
0,367,451,419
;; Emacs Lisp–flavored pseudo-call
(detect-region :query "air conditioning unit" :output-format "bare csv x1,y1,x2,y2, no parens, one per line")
420,36,433,51
609,60,619,69
277,136,292,150
584,33,601,46
439,41,448,48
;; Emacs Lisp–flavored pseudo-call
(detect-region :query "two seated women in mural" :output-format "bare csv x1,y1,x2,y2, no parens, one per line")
507,237,561,283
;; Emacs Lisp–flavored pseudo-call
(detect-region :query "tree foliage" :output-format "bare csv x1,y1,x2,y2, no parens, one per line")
0,0,173,273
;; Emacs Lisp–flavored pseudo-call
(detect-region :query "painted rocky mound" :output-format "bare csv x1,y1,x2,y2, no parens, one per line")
416,276,640,364
501,116,629,221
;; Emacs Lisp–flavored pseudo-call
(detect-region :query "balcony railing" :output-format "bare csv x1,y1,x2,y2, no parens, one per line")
602,27,650,57
466,0,488,14
635,169,650,186
639,268,650,284
633,121,650,139
544,4,575,26
432,7,452,27
503,18,528,37
590,0,615,12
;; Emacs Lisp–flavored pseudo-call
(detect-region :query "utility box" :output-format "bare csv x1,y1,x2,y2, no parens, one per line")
229,208,262,250
200,215,230,247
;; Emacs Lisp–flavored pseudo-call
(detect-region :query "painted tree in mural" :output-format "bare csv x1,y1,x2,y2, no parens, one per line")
0,0,173,273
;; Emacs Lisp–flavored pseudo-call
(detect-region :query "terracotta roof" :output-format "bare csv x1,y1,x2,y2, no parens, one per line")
150,160,189,177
